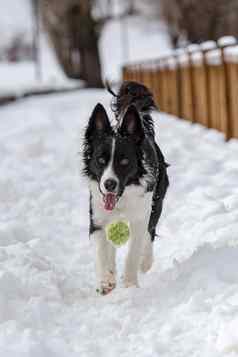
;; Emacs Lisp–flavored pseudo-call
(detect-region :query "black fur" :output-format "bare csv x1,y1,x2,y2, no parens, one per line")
110,81,157,120
83,103,113,180
89,193,101,234
108,81,169,241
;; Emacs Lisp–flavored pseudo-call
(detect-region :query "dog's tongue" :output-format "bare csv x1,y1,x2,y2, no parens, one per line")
104,193,117,211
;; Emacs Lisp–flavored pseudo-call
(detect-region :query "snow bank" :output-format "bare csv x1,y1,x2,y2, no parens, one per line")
0,61,81,98
0,90,238,356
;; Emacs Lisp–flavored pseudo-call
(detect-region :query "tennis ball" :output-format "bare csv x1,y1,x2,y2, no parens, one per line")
106,221,130,247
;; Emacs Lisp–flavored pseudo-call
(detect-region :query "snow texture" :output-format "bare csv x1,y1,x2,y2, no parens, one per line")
0,90,238,356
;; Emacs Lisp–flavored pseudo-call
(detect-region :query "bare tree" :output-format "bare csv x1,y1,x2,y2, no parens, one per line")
160,0,238,46
41,0,106,87
41,0,143,87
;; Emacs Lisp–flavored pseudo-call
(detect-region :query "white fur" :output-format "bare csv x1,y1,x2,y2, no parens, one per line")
90,180,153,290
94,229,116,292
99,139,118,195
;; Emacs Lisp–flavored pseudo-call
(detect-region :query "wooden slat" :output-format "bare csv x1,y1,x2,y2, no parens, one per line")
192,64,208,127
227,62,238,138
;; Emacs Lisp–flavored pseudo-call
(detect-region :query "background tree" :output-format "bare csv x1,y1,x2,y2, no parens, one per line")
41,0,139,87
41,0,105,87
41,0,153,87
160,0,238,46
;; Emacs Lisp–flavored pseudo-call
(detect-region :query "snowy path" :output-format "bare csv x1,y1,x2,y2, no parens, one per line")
0,90,238,357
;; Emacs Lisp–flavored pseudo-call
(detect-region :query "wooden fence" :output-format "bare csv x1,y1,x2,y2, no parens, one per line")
122,38,238,140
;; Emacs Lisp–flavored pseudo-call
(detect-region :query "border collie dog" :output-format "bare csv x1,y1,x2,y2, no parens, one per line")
83,81,169,294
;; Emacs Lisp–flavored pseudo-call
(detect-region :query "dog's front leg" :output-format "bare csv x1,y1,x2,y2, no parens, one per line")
124,223,145,287
140,233,154,273
93,230,116,295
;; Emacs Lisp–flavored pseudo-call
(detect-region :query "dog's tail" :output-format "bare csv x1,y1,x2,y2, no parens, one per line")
105,80,117,98
105,80,157,120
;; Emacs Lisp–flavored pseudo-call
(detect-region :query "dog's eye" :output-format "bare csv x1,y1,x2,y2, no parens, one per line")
97,157,106,165
120,158,129,166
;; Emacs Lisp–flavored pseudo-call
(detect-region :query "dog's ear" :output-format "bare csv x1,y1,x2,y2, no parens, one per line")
87,103,112,137
119,105,144,142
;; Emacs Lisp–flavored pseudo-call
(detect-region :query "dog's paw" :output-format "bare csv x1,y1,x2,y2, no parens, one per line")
123,278,139,288
97,271,116,295
140,254,153,273
97,281,116,295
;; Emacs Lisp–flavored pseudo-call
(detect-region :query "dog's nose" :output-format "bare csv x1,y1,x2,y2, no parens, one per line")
104,178,117,192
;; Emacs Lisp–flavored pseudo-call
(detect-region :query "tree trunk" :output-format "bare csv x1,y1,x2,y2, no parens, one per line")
41,0,103,87
80,47,103,87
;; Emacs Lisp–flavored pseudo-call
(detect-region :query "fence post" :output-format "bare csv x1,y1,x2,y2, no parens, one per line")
187,48,196,123
190,50,206,127
179,52,194,121
153,61,160,108
174,54,182,118
225,51,238,139
201,42,217,129
158,59,165,112
218,37,237,139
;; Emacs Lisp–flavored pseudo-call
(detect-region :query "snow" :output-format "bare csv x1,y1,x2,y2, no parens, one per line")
0,61,80,98
177,53,190,66
0,0,32,47
224,46,238,64
166,57,177,69
191,51,204,65
217,36,237,47
100,17,172,81
187,44,200,53
187,45,203,66
0,89,238,356
200,41,217,51
0,31,80,97
206,49,222,65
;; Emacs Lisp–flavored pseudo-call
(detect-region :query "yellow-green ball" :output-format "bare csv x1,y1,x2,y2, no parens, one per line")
106,221,130,247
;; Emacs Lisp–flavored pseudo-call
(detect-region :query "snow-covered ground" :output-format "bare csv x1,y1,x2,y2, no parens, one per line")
0,61,81,98
0,90,238,356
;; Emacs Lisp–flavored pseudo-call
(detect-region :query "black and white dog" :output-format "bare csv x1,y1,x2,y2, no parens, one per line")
83,81,169,294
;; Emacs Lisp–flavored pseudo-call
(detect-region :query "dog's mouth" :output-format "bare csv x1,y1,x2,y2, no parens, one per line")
103,193,118,211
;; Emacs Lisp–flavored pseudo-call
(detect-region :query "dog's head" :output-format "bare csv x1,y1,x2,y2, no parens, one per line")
83,103,147,211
